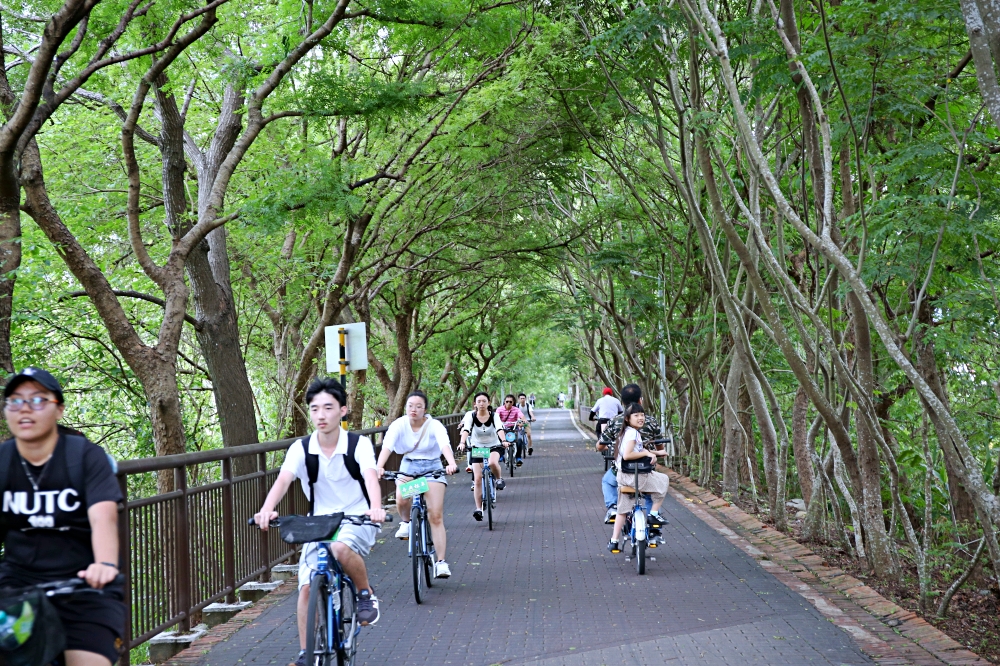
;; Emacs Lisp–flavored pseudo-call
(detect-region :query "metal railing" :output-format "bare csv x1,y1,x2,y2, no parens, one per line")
579,404,595,431
116,413,465,663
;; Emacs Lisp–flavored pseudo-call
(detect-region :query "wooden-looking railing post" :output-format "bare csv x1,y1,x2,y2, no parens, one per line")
257,452,270,582
174,466,191,632
118,475,131,666
222,457,236,603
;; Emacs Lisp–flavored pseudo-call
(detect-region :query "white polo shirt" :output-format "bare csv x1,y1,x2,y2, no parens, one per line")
281,429,376,515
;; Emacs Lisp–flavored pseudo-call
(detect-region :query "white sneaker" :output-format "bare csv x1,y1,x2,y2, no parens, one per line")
434,561,452,578
395,522,410,539
465,464,472,473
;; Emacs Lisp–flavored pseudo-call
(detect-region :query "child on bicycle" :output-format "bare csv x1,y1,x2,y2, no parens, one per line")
255,379,386,666
608,403,669,554
376,391,458,578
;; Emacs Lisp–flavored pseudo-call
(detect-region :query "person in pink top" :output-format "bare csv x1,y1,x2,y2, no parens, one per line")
498,394,527,465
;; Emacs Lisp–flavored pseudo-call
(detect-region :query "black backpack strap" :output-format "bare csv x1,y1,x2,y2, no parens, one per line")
299,438,320,516
342,432,370,508
64,435,89,506
0,438,15,495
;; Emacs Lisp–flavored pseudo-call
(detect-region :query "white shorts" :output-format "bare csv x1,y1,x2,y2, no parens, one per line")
297,523,378,589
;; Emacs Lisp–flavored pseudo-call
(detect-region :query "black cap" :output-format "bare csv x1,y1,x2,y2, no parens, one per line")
4,367,64,403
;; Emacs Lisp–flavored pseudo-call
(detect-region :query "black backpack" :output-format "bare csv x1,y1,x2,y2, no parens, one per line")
0,435,89,504
299,433,368,516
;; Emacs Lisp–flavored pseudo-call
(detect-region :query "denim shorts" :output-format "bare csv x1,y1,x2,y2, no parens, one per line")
399,457,447,485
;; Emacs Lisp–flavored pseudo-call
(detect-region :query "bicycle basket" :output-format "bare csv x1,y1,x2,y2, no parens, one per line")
0,588,65,666
620,459,654,474
504,431,517,442
276,514,344,544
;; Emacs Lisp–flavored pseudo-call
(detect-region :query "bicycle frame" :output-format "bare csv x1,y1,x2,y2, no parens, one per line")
312,542,358,657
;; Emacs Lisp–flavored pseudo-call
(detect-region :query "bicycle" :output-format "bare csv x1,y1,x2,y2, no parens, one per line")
383,470,446,604
504,430,517,477
470,447,497,530
617,439,671,575
249,514,387,666
0,574,125,666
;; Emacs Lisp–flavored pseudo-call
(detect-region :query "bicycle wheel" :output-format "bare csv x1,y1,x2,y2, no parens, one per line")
306,576,332,666
636,539,646,575
485,473,494,531
336,580,358,666
411,517,424,604
422,517,434,588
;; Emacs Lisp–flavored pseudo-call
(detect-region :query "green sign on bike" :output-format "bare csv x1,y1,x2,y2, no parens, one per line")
470,447,491,458
398,477,429,499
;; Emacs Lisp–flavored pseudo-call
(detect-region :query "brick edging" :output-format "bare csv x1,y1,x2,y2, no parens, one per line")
162,577,299,666
665,470,990,665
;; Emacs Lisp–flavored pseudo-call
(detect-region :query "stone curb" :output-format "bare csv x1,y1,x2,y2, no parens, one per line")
162,576,299,666
665,469,991,666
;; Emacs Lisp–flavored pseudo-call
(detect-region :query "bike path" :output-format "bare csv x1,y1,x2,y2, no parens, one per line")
188,408,872,665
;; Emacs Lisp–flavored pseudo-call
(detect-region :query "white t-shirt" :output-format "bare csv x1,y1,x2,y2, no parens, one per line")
460,409,504,446
617,426,643,461
383,416,451,460
593,395,624,420
518,401,533,420
281,429,376,516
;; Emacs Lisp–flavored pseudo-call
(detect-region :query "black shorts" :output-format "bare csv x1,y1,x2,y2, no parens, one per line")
0,573,125,663
469,446,505,465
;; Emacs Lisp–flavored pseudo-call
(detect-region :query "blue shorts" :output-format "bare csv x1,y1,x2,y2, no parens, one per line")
399,457,447,485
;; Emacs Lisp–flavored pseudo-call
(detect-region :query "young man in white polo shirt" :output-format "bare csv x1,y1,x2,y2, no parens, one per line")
255,379,386,666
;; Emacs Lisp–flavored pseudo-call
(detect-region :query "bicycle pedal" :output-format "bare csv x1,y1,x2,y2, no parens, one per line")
648,541,657,548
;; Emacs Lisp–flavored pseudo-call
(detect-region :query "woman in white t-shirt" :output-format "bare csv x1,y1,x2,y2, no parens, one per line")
456,392,507,522
608,403,669,554
376,391,458,578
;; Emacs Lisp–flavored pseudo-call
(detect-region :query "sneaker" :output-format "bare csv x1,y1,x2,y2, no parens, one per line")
473,509,483,521
604,506,617,524
649,512,667,528
466,464,472,473
357,589,380,626
516,458,523,467
608,540,621,554
394,522,410,539
289,650,307,666
496,478,506,490
434,561,452,578
528,447,533,456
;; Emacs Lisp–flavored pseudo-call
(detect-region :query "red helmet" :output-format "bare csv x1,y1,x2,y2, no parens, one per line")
602,387,613,396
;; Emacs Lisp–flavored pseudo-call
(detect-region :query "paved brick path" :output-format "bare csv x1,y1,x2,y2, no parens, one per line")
177,409,890,665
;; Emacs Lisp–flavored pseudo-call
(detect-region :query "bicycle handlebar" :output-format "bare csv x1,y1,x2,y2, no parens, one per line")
246,514,391,529
382,470,448,480
2,574,127,599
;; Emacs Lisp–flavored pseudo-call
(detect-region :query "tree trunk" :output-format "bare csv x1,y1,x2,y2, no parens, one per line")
849,291,899,577
0,151,18,376
187,239,260,450
913,300,977,523
722,354,743,497
792,386,815,503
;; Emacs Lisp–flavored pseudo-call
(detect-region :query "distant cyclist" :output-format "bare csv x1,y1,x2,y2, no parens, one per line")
376,391,458,578
497,394,527,466
597,383,665,525
590,387,623,440
255,379,386,666
0,368,125,666
517,393,536,455
457,392,506,521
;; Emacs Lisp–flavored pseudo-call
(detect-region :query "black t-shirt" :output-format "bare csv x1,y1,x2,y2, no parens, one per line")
0,435,122,583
